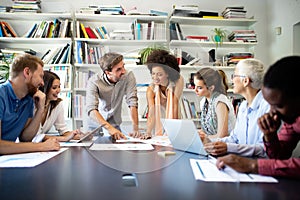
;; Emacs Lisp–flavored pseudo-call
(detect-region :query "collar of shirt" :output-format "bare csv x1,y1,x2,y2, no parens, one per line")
103,73,116,86
248,90,263,111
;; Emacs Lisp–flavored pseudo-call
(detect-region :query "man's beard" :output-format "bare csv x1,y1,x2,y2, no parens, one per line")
27,82,38,97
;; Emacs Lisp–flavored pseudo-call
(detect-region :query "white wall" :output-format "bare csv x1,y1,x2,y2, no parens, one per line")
266,0,300,65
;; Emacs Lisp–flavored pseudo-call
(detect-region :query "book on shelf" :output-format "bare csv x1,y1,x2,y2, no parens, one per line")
186,35,209,41
80,22,89,38
41,44,71,65
75,41,109,64
85,26,98,39
224,52,254,66
0,21,18,37
98,5,125,15
0,24,3,37
170,22,183,40
45,21,54,38
202,16,224,19
73,94,86,118
221,6,247,19
79,7,100,14
100,25,110,39
198,11,219,18
60,91,72,118
52,19,62,38
109,30,133,40
175,23,184,40
189,101,198,119
169,23,177,40
149,9,168,16
41,47,60,64
1,48,36,55
180,96,194,119
74,70,95,89
59,19,69,38
34,20,47,38
172,5,199,17
53,43,70,64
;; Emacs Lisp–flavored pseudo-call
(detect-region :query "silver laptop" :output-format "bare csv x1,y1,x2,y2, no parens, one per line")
162,119,208,156
70,124,104,143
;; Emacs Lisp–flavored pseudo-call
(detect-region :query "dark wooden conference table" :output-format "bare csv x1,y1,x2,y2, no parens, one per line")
0,136,298,200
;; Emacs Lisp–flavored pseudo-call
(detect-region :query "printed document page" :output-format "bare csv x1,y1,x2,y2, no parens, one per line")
190,158,278,183
0,148,68,168
116,135,171,147
89,143,154,151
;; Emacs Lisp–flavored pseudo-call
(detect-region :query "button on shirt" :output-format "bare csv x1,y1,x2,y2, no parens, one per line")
219,91,270,157
0,81,34,141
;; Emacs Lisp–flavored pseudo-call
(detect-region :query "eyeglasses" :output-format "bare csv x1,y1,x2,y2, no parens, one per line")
231,74,247,80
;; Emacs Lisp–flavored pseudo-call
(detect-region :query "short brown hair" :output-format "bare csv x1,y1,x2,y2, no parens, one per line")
99,52,123,72
11,53,44,78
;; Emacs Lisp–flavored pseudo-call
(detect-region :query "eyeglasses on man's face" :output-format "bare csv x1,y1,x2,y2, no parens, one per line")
231,74,247,80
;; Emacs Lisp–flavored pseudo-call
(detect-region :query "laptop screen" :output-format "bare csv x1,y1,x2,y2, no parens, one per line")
162,119,208,156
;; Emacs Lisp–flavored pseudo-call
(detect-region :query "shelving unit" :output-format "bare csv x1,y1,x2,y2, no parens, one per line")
1,12,257,130
0,12,74,129
169,16,257,64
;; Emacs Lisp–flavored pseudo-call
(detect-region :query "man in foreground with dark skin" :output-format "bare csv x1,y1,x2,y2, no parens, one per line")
216,56,300,179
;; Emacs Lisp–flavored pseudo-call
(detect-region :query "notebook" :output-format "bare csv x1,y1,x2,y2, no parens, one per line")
162,119,208,156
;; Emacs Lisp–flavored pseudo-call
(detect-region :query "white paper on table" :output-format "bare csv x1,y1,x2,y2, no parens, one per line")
190,158,278,183
0,148,68,168
59,142,93,147
116,135,172,147
89,143,154,151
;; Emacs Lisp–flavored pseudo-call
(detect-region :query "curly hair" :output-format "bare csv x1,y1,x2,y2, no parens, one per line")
146,49,180,82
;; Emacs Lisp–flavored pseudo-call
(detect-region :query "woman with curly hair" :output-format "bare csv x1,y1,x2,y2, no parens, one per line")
142,49,184,139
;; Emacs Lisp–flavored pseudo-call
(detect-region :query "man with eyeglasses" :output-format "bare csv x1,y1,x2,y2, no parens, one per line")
203,58,270,158
86,52,139,140
216,56,300,179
